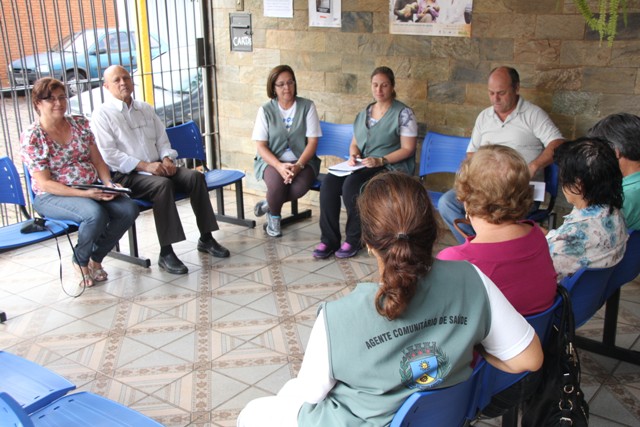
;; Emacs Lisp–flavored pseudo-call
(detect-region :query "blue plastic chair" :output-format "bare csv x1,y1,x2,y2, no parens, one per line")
0,157,70,252
310,121,353,191
0,391,164,427
0,351,76,414
574,231,640,365
166,121,254,228
418,132,470,209
561,266,616,328
390,359,486,427
603,230,640,304
527,163,559,229
475,293,563,425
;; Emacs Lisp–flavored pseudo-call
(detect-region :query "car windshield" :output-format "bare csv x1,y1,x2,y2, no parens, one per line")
52,32,79,52
139,49,200,94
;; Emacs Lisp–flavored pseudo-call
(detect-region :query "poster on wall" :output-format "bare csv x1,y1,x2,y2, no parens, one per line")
264,0,293,18
309,0,341,28
389,0,473,37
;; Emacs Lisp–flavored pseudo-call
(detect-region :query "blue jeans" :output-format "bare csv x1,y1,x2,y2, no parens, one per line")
438,189,471,244
34,193,139,266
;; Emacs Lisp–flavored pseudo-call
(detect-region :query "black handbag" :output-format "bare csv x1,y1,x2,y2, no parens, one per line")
521,285,589,427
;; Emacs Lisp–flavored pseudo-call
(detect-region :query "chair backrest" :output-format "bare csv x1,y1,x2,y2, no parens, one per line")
0,392,34,427
0,157,27,207
418,132,470,177
543,162,559,202
316,121,352,159
561,266,615,328
390,360,485,427
603,230,640,303
22,163,36,205
527,163,559,228
475,294,562,413
166,121,206,162
0,351,76,414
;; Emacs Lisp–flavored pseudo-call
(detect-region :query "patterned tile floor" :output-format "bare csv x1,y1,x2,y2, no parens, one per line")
1,192,639,426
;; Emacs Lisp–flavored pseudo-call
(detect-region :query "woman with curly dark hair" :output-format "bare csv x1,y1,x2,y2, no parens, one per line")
237,172,543,427
437,145,557,315
546,137,628,280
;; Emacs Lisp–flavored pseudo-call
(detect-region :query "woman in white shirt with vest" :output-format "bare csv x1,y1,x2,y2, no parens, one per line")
252,65,321,237
238,172,543,427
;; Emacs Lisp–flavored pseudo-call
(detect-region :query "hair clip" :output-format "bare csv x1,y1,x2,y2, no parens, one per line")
397,233,409,240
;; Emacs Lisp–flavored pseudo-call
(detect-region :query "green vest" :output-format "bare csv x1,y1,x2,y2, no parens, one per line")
253,97,321,180
298,260,491,426
352,100,416,175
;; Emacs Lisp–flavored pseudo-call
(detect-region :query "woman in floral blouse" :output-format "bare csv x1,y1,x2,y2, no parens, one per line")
546,137,628,280
21,78,139,287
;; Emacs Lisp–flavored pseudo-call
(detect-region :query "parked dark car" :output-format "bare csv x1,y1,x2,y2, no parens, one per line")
69,46,204,129
8,28,167,96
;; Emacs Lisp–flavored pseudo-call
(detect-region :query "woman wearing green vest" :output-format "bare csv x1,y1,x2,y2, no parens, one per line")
252,65,322,237
313,66,418,259
237,172,543,427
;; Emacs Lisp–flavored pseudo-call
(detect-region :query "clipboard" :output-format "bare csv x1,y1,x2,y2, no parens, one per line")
70,183,132,195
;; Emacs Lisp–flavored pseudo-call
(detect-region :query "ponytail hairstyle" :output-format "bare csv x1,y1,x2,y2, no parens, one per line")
358,172,437,320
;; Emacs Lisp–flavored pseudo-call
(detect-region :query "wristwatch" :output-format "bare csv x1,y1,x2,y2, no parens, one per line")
295,162,305,169
381,157,388,166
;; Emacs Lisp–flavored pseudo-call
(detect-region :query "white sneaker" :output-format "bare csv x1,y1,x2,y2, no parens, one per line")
264,213,282,237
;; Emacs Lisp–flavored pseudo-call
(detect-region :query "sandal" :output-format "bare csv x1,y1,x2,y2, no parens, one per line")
88,265,108,282
72,258,95,287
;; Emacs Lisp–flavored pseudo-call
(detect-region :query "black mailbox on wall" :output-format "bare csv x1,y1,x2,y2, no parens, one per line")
230,13,252,52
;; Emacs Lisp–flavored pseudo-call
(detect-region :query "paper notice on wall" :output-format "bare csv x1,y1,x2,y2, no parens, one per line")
264,0,293,18
309,0,341,28
390,0,473,37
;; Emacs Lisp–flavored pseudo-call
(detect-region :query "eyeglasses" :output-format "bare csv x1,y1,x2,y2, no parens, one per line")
274,80,295,88
42,96,68,104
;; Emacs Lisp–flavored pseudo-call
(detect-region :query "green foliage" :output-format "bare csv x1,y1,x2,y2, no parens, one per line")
573,0,629,45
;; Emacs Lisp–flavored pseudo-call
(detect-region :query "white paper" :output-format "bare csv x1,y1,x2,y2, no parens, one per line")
309,0,342,28
530,181,546,202
264,0,293,18
328,160,366,176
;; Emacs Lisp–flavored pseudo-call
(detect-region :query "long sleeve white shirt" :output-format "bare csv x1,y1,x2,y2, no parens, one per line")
90,95,178,173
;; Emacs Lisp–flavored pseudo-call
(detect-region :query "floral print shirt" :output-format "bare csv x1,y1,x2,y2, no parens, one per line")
546,205,628,280
21,115,98,196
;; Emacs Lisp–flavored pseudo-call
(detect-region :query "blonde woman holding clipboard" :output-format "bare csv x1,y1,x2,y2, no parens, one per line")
21,78,139,287
313,66,418,259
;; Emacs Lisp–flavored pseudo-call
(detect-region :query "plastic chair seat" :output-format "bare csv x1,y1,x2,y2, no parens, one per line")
0,391,163,427
0,157,71,252
0,351,75,414
203,169,246,190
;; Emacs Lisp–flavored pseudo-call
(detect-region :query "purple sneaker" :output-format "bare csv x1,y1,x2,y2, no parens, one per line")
312,243,335,259
335,242,361,259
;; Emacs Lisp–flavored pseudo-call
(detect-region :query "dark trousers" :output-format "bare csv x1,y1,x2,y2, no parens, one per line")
319,167,384,250
262,165,317,216
113,167,218,247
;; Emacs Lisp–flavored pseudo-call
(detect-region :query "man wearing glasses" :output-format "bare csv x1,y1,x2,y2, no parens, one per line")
91,65,230,275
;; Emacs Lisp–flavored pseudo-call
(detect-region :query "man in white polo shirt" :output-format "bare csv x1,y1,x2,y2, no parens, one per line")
438,66,565,243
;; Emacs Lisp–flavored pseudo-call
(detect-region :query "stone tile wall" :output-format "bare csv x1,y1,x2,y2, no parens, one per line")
212,0,640,206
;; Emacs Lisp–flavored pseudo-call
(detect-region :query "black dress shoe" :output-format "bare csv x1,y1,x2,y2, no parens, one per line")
158,253,189,274
197,238,230,258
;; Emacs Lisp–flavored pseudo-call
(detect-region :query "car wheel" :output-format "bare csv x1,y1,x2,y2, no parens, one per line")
65,71,89,97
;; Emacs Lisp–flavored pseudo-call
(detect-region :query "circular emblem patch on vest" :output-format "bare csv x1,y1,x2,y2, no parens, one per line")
399,342,450,390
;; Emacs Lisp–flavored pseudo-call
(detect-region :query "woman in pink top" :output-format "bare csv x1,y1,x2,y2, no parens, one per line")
437,145,557,315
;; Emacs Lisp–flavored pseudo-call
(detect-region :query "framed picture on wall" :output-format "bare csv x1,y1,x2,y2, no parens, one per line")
390,0,472,37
